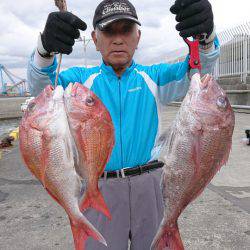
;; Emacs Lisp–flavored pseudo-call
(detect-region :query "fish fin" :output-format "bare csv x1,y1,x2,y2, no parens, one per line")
158,128,176,163
219,137,233,168
70,216,107,250
45,188,64,207
40,129,51,187
150,223,184,250
191,130,202,177
80,190,112,220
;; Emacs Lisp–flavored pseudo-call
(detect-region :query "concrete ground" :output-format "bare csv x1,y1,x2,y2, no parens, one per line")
0,106,249,250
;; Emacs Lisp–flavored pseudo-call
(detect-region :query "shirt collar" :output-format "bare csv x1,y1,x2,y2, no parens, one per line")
100,60,136,78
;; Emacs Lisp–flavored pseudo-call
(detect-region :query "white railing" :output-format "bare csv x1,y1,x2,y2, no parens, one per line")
166,22,250,84
215,22,250,83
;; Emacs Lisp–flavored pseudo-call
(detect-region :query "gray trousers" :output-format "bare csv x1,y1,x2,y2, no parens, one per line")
84,168,164,250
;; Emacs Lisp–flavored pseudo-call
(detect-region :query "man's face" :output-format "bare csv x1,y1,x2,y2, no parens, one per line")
92,20,141,68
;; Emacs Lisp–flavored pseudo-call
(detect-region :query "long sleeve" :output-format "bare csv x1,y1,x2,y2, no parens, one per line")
27,50,83,96
138,38,220,105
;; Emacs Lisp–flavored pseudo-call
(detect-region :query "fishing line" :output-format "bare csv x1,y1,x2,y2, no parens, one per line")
54,0,68,88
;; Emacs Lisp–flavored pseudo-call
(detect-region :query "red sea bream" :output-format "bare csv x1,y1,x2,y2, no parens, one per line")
151,73,235,250
19,85,107,250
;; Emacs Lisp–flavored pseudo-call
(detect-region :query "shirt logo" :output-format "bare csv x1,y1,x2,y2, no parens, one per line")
128,87,142,93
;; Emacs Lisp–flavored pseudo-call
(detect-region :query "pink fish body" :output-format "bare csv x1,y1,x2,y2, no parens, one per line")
151,74,235,250
19,85,107,250
64,83,115,220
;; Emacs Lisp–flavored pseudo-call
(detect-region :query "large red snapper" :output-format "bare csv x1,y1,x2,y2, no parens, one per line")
151,74,235,250
64,83,115,220
19,85,106,250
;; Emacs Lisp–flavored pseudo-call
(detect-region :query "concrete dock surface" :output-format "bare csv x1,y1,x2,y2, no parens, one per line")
0,106,249,249
0,97,29,120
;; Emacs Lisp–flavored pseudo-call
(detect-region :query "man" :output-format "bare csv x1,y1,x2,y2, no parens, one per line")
27,0,219,249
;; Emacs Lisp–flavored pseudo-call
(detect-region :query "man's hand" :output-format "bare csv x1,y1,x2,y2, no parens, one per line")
39,11,87,56
170,0,214,43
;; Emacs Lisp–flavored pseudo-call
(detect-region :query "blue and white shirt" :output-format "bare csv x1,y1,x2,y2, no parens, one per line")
27,41,220,171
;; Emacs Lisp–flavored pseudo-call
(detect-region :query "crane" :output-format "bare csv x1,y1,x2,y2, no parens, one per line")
0,64,28,96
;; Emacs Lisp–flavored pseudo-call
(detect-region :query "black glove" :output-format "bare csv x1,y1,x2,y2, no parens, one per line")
40,11,87,55
170,0,214,41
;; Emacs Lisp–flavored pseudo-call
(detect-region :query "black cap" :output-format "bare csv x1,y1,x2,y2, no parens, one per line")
93,0,141,30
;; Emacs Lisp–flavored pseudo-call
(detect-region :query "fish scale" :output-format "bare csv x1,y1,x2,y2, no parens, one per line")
64,82,115,224
19,85,107,250
151,73,235,250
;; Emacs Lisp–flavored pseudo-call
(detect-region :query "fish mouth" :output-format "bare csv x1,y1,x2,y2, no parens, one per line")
53,85,64,101
70,83,82,96
42,85,54,99
191,73,213,92
200,74,213,89
64,82,73,97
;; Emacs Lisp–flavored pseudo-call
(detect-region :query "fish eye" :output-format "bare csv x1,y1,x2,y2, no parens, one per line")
85,96,95,107
216,96,228,109
27,102,36,112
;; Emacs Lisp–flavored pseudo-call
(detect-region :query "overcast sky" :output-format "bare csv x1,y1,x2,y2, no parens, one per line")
0,0,249,79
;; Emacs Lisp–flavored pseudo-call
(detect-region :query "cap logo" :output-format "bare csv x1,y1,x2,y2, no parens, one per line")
102,2,131,16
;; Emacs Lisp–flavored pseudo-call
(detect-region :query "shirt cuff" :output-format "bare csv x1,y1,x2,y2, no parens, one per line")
34,49,55,68
199,43,215,54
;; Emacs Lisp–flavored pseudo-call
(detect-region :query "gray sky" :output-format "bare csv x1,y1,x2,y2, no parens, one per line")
0,0,249,79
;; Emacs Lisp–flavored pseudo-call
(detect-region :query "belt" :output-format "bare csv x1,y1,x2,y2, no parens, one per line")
101,160,164,179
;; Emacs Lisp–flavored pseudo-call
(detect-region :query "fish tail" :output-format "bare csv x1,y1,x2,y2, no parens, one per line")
150,223,184,250
70,215,107,250
80,190,112,220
